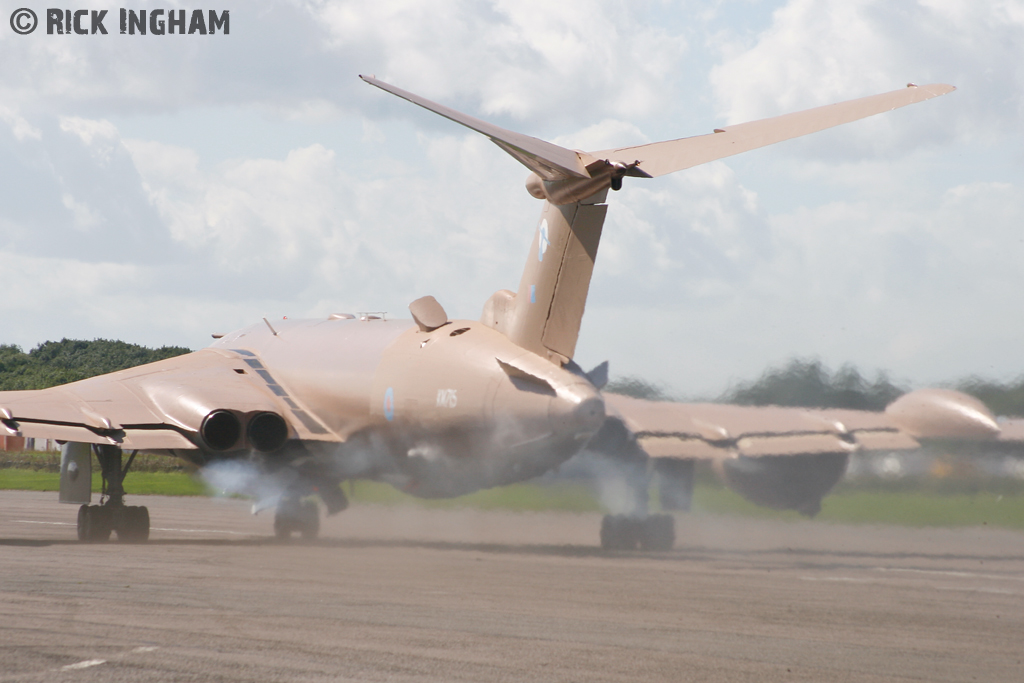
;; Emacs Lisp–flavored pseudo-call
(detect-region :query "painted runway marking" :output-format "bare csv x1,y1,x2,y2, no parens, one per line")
151,527,249,535
16,520,250,535
62,659,106,671
875,567,1024,582
800,576,872,583
132,646,160,653
801,574,1020,595
16,520,74,525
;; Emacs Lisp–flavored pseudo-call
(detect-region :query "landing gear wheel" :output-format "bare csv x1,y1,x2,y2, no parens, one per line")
600,514,675,551
274,499,319,540
77,505,112,543
116,506,150,543
77,504,90,542
600,514,641,550
639,514,675,551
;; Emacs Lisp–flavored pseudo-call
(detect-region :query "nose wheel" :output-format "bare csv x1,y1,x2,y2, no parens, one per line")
273,497,320,539
600,514,675,551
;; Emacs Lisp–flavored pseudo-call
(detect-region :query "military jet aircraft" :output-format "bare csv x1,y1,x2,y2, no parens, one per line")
4,76,991,549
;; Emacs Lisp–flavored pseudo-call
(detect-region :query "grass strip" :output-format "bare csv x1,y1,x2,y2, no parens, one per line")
3,469,1023,529
0,469,207,496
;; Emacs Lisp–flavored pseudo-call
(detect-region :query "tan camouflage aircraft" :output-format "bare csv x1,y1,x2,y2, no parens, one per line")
4,76,999,549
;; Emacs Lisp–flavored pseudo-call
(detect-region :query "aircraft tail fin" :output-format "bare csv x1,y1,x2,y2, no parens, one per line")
362,77,954,366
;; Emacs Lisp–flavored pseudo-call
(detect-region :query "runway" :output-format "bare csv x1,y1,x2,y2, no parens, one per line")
2,490,1022,682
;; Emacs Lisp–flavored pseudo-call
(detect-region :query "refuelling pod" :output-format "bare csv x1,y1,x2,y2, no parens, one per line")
59,442,92,505
199,410,290,453
885,388,1000,440
715,452,850,517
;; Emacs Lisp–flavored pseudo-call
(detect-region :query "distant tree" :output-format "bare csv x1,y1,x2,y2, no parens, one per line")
604,376,674,401
719,358,906,410
0,339,191,390
954,376,1024,417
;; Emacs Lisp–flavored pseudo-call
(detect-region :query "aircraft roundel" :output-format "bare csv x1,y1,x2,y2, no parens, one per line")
383,387,395,421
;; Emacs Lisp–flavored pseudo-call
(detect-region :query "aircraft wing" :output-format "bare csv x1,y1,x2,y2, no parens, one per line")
604,393,914,461
605,385,1009,462
0,349,335,451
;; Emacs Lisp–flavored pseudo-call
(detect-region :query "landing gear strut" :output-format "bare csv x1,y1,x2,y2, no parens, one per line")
588,417,679,551
76,445,150,543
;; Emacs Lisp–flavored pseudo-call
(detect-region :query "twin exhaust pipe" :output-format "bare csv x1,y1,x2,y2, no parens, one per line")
200,410,289,453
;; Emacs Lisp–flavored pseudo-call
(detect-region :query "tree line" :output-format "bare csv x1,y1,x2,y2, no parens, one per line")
607,358,1024,417
0,339,190,391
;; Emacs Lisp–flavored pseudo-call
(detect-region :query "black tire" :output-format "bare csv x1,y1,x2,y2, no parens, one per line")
600,514,641,551
117,506,150,543
639,514,675,551
77,504,90,542
275,498,318,540
82,506,112,543
273,514,293,539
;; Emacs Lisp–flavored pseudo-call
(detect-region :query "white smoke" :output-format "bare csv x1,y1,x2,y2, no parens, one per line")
200,458,298,514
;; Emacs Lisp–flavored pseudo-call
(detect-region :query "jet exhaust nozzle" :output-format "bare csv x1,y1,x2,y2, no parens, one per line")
201,410,242,451
247,412,289,453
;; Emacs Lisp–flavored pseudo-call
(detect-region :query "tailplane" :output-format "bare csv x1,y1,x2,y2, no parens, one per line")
361,76,955,365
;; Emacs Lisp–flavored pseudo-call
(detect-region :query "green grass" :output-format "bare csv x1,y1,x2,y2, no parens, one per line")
0,469,207,496
3,467,1024,530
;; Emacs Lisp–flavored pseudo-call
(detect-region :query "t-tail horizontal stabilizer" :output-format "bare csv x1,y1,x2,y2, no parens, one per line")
360,75,591,181
361,76,954,203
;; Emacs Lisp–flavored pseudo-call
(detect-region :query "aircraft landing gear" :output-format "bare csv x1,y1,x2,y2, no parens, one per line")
76,445,150,543
588,417,678,551
600,513,675,551
274,497,320,540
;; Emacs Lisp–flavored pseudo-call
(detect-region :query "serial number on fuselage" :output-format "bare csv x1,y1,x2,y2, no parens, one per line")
436,389,458,408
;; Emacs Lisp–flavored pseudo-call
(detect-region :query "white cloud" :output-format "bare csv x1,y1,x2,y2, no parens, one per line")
1,0,1023,400
0,106,40,141
710,0,1024,154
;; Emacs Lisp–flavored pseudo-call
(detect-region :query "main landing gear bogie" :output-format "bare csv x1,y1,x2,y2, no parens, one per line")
77,503,150,543
600,513,675,551
75,445,151,543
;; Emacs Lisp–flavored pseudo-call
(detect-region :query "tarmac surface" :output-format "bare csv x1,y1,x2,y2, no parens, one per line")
1,490,1023,682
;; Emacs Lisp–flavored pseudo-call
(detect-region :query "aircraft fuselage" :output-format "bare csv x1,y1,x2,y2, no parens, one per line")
207,315,605,497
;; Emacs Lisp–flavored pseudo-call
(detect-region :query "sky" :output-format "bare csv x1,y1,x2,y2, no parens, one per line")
0,0,1022,398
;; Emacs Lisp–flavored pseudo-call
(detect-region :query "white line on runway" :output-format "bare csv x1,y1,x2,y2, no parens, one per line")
16,520,251,535
61,659,106,671
801,575,1019,595
876,567,1024,582
49,646,160,675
